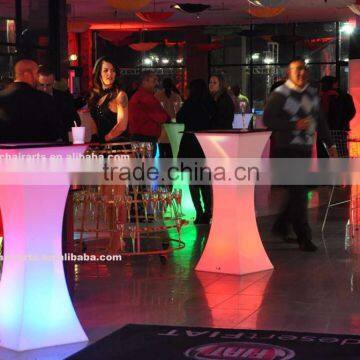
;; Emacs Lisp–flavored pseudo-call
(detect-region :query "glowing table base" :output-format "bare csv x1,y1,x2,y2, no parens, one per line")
164,123,197,219
164,123,184,159
0,145,88,351
195,131,273,275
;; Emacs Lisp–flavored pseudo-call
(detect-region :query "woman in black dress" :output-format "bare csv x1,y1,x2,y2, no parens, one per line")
209,74,235,130
177,79,216,224
88,56,128,142
88,57,128,253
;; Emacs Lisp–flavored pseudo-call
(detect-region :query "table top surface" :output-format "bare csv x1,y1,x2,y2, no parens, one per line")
188,129,270,134
0,142,88,149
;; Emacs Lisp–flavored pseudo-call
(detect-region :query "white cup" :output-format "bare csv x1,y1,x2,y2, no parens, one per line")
71,127,85,144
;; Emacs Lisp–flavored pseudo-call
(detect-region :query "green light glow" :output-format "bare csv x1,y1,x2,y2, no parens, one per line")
171,171,197,220
307,191,313,200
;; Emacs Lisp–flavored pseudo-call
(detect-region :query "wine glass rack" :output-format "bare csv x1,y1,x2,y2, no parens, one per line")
72,142,186,258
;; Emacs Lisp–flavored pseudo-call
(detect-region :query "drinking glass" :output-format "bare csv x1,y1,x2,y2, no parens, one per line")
175,218,183,242
173,189,183,217
146,142,153,158
129,225,137,253
125,195,133,222
142,192,150,222
117,223,125,251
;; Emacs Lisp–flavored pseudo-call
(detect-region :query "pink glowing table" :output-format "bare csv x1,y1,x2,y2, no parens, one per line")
194,130,273,275
0,144,88,351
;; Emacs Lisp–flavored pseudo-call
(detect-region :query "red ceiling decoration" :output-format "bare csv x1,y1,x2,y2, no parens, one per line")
164,39,186,47
129,42,159,51
248,6,285,18
98,31,134,46
135,12,174,22
303,37,334,51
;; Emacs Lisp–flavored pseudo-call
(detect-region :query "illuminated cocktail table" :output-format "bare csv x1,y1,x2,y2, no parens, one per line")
0,143,88,351
194,130,273,275
164,123,184,159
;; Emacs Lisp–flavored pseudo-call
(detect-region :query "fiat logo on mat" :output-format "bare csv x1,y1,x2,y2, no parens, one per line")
184,342,295,360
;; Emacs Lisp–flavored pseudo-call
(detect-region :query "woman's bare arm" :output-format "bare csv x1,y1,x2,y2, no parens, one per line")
105,91,128,141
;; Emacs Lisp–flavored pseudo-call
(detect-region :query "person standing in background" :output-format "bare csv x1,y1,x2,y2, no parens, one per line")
0,59,60,142
155,78,182,120
155,78,182,158
177,79,216,224
263,57,337,252
37,65,81,142
128,71,170,154
319,75,356,157
209,74,234,130
88,56,129,143
230,85,249,114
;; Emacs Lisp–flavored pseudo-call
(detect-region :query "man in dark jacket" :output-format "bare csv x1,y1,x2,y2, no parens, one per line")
0,59,60,142
263,58,337,252
319,75,356,157
37,65,81,142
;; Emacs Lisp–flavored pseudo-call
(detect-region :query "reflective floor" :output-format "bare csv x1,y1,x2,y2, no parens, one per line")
2,186,360,359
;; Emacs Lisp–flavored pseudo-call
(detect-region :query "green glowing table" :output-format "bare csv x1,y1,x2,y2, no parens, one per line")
164,123,184,159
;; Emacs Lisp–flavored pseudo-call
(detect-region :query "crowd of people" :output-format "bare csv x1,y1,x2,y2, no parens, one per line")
0,56,356,235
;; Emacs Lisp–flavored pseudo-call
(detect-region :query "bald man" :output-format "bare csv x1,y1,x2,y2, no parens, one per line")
14,59,38,87
0,59,60,142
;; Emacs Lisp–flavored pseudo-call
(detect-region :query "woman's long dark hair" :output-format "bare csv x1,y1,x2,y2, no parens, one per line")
88,56,122,110
210,74,227,101
189,79,210,103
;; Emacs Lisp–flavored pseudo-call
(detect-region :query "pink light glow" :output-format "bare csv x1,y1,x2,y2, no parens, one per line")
89,22,190,31
350,60,360,139
0,145,88,351
195,132,273,275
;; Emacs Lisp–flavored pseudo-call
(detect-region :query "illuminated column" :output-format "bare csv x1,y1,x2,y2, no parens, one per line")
0,145,88,351
195,131,273,275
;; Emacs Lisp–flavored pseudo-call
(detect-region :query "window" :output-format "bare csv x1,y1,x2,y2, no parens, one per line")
295,22,336,63
209,22,348,108
253,24,294,64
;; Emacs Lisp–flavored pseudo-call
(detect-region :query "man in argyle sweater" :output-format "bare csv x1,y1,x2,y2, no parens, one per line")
263,57,337,252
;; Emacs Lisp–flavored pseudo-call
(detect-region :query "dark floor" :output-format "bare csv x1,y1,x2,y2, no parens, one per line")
1,187,360,359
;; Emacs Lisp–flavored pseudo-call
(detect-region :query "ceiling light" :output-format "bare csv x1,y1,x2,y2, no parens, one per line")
251,53,260,60
69,54,78,61
143,58,152,65
176,58,183,64
150,55,159,62
171,3,211,13
162,58,169,64
340,23,355,35
263,57,273,64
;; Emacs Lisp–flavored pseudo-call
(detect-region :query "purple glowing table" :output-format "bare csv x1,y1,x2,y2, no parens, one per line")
194,130,273,275
0,144,88,351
